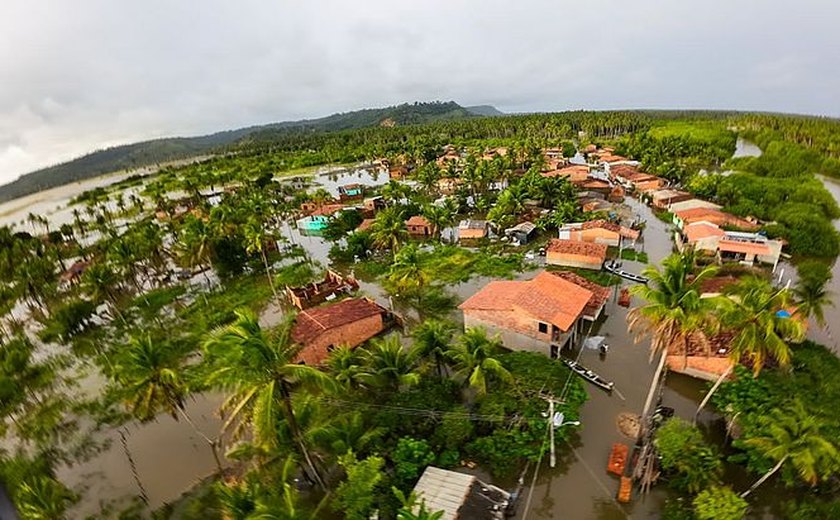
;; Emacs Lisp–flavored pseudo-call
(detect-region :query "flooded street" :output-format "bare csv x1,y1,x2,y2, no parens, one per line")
5,151,832,518
804,175,840,355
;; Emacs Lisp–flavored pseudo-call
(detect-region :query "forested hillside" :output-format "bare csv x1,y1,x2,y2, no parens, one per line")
0,101,485,203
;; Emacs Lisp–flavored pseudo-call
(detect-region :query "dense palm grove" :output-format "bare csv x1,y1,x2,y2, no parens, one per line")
2,109,840,519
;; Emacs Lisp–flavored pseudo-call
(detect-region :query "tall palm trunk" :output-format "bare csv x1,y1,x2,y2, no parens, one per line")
741,455,787,498
279,382,325,490
639,350,667,440
120,428,149,505
177,407,224,475
694,364,734,425
260,247,279,302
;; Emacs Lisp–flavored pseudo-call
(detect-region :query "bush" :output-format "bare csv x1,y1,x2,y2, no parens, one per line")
333,452,385,520
655,418,722,493
693,486,748,520
392,437,435,488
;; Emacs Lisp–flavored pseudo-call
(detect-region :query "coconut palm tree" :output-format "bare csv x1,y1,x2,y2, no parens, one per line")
81,262,126,323
793,261,834,327
694,277,805,423
422,204,454,241
370,206,408,256
203,309,335,489
413,319,455,378
446,327,511,396
359,336,422,391
388,244,432,306
740,401,840,497
113,334,223,473
324,345,365,390
243,217,280,302
216,456,326,520
17,475,77,520
628,252,719,432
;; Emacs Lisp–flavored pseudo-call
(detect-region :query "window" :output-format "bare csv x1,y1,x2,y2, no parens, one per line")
538,322,548,334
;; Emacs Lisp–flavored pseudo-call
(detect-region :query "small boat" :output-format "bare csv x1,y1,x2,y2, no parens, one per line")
618,476,632,503
608,443,629,476
618,288,631,307
561,358,614,392
604,261,649,284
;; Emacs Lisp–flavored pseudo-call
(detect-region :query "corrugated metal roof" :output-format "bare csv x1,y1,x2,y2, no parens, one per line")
412,467,474,520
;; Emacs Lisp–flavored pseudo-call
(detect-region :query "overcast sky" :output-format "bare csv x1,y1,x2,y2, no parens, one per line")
2,0,839,185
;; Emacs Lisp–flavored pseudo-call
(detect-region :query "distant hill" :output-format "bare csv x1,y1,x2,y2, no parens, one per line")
0,101,495,203
465,105,505,117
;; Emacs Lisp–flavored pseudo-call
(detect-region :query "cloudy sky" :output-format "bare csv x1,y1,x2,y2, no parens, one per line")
2,0,838,185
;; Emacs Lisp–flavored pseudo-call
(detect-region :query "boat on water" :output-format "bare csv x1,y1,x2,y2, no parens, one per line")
618,476,632,503
607,443,629,476
561,358,614,392
618,287,631,307
604,260,649,284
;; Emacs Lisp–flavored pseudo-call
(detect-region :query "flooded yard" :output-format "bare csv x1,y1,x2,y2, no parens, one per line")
4,155,825,518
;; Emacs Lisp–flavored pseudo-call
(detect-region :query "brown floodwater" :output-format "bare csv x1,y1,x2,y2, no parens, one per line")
7,149,835,518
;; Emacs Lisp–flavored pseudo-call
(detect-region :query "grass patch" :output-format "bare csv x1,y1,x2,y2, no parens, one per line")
620,249,649,263
546,265,621,286
274,261,319,287
176,274,274,334
654,210,674,224
420,245,524,284
129,285,186,318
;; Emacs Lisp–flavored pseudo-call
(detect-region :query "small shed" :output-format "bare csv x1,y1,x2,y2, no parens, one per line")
411,466,511,520
505,221,537,245
458,219,489,241
406,215,433,237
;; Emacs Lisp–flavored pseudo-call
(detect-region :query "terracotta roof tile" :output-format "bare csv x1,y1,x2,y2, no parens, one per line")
459,272,593,332
717,239,771,256
406,215,431,227
549,271,611,318
684,222,725,242
546,239,608,260
581,219,621,233
292,298,386,347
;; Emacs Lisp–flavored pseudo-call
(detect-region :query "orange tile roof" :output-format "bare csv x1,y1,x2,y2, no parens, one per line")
674,208,757,229
546,239,608,260
578,179,612,189
597,153,628,163
311,204,345,217
405,215,431,227
581,219,621,233
541,165,589,179
549,271,611,318
717,239,771,256
459,272,593,332
292,298,386,348
684,222,725,242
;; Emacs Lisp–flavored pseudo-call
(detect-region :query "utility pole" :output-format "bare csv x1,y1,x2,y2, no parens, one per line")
541,393,581,469
549,399,556,468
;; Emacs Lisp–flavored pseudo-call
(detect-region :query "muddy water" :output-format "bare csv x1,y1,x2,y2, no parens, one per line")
4,155,804,517
803,175,840,355
58,394,226,517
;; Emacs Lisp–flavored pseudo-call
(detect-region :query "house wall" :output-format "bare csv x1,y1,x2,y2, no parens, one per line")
407,225,431,236
546,252,603,270
300,314,385,366
459,228,487,240
580,228,620,247
634,180,663,192
463,312,572,356
666,355,733,381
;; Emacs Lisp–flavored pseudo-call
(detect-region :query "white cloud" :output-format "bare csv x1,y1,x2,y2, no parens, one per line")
1,0,839,184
